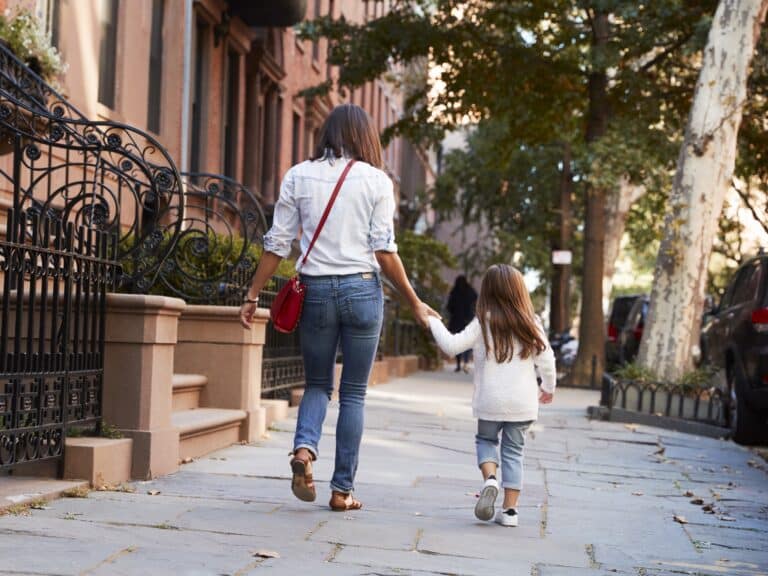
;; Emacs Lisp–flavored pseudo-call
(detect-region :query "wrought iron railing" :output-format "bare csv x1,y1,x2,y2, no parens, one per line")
149,172,268,305
601,375,728,427
258,276,304,400
0,40,185,292
0,208,120,469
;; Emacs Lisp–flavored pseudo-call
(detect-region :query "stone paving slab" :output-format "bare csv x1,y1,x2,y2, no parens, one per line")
1,369,766,575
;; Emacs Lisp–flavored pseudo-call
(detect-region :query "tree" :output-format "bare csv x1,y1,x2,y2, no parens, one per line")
301,1,717,384
638,0,768,380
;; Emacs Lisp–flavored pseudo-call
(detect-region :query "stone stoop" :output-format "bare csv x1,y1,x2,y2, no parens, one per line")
172,373,208,411
63,437,133,487
261,399,290,428
171,372,250,461
172,408,247,461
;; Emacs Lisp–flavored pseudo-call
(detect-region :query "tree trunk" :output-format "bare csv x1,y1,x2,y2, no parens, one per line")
569,10,610,388
550,142,573,334
638,0,768,381
603,177,646,311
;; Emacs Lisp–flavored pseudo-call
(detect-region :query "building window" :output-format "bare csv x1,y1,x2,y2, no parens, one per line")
326,0,334,80
147,0,164,133
292,113,302,165
98,0,119,108
39,0,61,48
312,0,321,62
223,49,240,178
190,16,210,173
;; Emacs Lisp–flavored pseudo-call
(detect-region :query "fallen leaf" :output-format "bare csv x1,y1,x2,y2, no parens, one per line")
253,550,280,559
684,490,695,497
710,491,721,500
654,447,666,456
181,457,194,464
632,491,644,496
30,504,49,510
718,515,736,522
624,424,638,432
702,504,716,514
673,515,688,524
690,498,704,505
746,460,758,467
147,490,161,496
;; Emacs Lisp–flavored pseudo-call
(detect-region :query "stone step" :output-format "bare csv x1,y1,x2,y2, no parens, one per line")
171,373,208,411
172,408,246,461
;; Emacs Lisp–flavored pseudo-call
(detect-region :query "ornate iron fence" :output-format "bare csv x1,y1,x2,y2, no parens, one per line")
0,41,185,472
602,376,728,427
258,276,304,400
0,40,185,292
0,208,120,470
149,172,268,305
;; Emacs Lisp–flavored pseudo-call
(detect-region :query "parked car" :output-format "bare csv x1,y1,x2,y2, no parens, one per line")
606,294,643,368
700,254,768,445
617,296,649,365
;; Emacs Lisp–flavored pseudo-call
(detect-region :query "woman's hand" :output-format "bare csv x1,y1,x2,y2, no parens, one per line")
539,390,554,404
414,301,441,328
239,302,258,329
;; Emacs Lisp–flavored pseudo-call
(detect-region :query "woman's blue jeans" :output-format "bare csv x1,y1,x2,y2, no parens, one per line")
293,273,383,494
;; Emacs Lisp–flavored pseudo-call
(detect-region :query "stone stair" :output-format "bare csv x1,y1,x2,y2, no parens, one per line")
170,372,248,460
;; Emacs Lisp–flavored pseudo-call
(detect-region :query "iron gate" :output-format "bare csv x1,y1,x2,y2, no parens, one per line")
0,208,120,470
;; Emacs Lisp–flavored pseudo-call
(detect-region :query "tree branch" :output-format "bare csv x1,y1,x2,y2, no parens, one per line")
732,178,768,236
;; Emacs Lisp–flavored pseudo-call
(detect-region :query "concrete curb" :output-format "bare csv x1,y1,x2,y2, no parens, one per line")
587,405,731,440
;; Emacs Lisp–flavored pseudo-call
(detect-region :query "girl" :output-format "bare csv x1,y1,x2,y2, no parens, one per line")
428,264,556,526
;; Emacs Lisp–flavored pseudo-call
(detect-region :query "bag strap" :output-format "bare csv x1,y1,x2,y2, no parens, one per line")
298,159,356,271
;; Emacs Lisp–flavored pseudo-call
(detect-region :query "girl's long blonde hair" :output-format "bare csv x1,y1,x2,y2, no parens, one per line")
476,264,546,363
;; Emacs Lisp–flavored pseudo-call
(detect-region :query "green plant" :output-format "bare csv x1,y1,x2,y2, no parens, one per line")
99,422,123,439
677,365,718,391
0,8,65,80
118,231,295,302
613,363,656,383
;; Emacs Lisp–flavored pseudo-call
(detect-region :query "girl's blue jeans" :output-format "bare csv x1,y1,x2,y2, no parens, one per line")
476,419,532,490
293,273,383,494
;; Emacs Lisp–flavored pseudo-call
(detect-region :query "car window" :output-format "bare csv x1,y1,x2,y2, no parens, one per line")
719,269,744,310
731,261,761,306
610,297,638,327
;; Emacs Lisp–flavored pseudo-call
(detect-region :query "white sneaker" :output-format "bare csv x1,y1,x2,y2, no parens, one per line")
496,508,519,527
474,477,499,521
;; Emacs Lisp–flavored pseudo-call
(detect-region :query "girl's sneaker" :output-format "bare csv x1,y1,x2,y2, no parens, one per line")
496,508,519,527
474,477,499,521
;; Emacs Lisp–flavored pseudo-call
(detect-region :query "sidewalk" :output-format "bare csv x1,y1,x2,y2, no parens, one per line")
1,369,767,575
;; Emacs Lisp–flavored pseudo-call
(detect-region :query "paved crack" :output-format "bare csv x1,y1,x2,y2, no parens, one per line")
585,544,599,569
79,545,137,575
305,519,327,541
324,543,343,562
540,467,549,538
413,527,424,551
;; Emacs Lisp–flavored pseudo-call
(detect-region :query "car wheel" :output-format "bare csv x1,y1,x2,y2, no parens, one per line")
727,363,763,445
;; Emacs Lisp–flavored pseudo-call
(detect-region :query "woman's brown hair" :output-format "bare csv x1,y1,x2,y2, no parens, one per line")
311,104,384,168
476,264,547,363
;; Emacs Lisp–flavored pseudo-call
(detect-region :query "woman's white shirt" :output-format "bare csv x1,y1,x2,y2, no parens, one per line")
263,157,397,276
428,317,557,422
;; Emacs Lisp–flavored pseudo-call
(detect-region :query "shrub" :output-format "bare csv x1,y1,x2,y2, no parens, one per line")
0,8,66,81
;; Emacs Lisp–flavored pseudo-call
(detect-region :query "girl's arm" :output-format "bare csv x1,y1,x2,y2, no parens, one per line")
533,330,557,394
428,317,480,357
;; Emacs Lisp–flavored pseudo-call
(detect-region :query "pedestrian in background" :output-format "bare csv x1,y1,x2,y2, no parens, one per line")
239,104,438,512
428,264,556,527
446,275,478,372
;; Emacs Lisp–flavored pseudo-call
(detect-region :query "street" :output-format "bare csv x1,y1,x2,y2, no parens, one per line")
1,369,767,576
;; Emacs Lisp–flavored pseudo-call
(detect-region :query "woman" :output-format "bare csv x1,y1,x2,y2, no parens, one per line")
239,104,437,512
446,275,478,372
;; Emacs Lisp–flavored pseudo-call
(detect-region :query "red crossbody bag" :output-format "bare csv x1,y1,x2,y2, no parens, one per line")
270,160,357,333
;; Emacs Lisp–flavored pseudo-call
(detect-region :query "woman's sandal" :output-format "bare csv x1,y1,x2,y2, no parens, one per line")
329,490,363,511
290,454,316,502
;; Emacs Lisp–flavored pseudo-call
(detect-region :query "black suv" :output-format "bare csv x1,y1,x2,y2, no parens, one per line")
700,254,768,444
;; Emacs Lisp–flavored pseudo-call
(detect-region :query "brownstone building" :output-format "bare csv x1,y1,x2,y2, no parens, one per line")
1,0,415,214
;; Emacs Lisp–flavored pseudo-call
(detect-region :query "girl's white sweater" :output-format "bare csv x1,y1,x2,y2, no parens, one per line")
429,317,556,422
